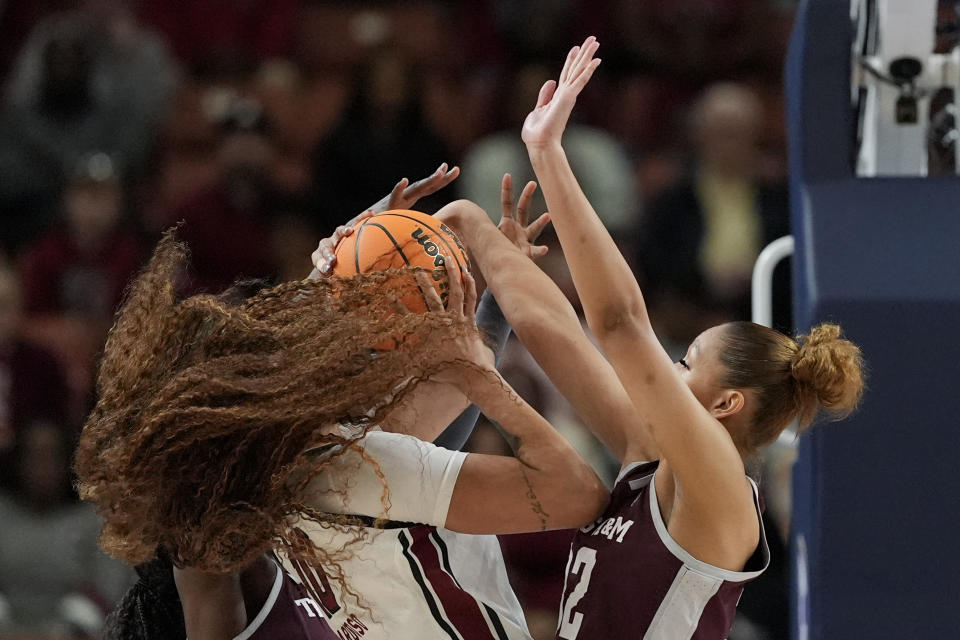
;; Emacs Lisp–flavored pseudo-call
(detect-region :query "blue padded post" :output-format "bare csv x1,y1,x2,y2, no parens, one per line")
786,1,960,638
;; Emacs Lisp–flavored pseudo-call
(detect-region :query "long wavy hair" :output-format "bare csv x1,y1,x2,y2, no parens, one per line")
75,230,471,574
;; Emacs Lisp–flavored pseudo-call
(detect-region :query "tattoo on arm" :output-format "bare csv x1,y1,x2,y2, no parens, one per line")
520,468,549,531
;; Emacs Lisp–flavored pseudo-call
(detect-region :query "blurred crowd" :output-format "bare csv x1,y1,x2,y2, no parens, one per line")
0,1,797,638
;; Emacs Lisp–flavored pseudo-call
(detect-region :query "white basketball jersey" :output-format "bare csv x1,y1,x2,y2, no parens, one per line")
280,431,532,640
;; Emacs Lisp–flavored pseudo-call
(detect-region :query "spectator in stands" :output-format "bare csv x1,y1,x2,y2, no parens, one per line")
0,261,69,456
0,420,131,637
311,48,450,233
488,0,579,64
19,153,143,423
139,0,299,78
0,10,170,254
90,0,178,128
0,0,74,83
594,0,774,81
21,153,142,318
636,82,790,352
170,99,279,293
6,1,177,161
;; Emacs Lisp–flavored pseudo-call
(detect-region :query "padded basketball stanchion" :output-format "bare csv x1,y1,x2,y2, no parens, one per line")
786,1,960,638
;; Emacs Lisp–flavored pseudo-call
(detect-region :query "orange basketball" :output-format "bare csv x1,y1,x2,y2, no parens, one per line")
333,210,471,312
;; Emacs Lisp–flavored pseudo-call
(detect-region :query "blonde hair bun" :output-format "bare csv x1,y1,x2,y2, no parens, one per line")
791,323,864,427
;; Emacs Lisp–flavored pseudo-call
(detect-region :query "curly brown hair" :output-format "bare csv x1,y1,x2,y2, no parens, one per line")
75,230,471,573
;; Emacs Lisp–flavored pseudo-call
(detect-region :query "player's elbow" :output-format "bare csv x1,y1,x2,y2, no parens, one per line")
435,199,485,230
549,466,609,528
589,298,649,343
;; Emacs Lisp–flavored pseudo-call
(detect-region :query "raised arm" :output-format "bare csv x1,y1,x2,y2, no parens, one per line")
520,38,756,558
437,189,657,463
520,40,644,335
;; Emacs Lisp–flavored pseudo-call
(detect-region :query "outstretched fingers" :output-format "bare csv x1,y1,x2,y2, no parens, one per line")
559,45,579,84
535,79,558,109
389,178,410,205
516,181,538,226
571,37,597,73
527,212,552,242
572,55,600,90
501,173,515,221
442,257,476,322
416,256,474,321
565,37,600,90
388,163,461,210
406,162,460,198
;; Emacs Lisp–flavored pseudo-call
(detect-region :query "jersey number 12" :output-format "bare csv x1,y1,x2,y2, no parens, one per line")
557,547,597,639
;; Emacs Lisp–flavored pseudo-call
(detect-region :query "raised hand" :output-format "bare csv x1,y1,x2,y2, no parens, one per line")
498,173,551,260
377,163,461,213
521,36,601,149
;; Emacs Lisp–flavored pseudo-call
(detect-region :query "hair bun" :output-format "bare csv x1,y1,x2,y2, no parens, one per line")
791,323,864,426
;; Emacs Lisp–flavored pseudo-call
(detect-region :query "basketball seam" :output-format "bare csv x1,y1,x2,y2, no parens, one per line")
354,222,366,273
365,221,411,267
378,213,467,274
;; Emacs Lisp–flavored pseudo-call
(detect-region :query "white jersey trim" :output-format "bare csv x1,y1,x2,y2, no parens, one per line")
643,565,723,640
616,460,654,484
233,561,284,640
648,473,770,582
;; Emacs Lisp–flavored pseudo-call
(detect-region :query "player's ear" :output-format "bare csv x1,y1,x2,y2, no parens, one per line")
710,389,745,420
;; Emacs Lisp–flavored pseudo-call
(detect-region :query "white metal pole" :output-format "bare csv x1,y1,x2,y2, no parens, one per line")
751,235,795,328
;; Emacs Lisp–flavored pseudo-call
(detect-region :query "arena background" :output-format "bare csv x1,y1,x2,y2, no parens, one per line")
1,1,939,638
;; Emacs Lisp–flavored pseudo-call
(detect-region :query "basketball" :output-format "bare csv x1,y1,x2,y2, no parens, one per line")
333,209,471,312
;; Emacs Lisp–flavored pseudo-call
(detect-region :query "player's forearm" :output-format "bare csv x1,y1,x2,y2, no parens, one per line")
442,202,581,337
380,380,471,441
527,143,652,339
456,369,553,450
462,370,607,525
434,290,511,451
442,203,636,458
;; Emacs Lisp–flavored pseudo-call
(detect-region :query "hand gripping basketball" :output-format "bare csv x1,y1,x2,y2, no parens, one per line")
312,164,460,275
332,210,471,312
414,260,494,372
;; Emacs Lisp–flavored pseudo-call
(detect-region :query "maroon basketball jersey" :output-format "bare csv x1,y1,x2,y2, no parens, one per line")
242,563,340,640
556,461,769,640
